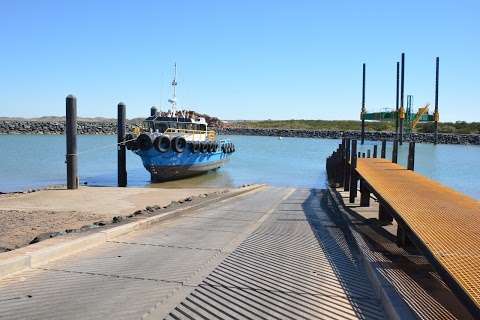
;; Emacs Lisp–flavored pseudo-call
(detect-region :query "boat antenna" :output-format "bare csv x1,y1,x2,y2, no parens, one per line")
168,63,178,116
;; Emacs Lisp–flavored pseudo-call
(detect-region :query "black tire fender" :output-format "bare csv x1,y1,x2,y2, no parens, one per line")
172,136,187,153
136,133,153,151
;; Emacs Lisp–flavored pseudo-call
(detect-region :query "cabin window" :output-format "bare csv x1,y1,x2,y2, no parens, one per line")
154,122,168,132
143,121,154,130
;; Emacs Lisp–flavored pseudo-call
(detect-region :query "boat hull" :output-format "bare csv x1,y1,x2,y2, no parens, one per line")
134,144,232,182
148,158,228,181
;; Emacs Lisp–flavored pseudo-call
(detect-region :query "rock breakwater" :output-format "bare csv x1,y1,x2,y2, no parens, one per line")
1,120,479,144
218,127,480,145
0,120,125,135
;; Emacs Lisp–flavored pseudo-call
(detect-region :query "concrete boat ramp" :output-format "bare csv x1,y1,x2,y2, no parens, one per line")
0,185,464,319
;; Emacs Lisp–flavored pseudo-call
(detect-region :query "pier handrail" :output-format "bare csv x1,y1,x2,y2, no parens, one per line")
326,139,480,318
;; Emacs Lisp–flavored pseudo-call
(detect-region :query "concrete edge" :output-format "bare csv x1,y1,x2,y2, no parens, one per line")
0,184,266,279
326,186,416,320
0,255,31,279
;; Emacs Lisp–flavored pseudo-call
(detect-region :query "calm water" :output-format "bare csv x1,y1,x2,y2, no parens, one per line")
0,135,479,199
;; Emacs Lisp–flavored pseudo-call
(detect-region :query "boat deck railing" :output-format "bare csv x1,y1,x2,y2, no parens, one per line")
163,128,217,141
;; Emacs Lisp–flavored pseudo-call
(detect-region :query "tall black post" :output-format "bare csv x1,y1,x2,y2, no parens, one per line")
361,63,366,145
373,145,378,158
349,140,358,203
399,53,405,145
407,142,415,171
339,139,346,187
150,106,158,117
344,138,351,191
66,95,78,190
360,179,370,207
434,57,440,145
117,103,127,187
381,140,387,159
395,61,400,140
392,139,399,164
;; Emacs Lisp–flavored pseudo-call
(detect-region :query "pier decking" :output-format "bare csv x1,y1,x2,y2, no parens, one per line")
354,158,480,315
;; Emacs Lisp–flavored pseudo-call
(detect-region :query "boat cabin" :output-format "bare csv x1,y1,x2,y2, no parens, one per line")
142,115,212,141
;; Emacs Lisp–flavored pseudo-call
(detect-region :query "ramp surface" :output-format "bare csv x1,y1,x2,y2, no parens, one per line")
0,187,385,319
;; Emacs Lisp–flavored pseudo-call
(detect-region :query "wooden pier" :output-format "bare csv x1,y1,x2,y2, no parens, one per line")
327,139,480,318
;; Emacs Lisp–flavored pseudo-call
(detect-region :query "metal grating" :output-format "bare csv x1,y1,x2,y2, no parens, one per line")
164,189,386,319
356,158,480,310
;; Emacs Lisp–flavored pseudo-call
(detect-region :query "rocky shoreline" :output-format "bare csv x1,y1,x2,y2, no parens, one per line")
1,120,479,144
217,127,480,145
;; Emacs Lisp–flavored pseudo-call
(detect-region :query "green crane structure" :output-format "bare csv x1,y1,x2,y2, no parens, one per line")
359,54,440,144
363,95,435,133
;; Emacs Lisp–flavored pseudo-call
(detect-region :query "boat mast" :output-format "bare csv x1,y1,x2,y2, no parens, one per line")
168,63,178,117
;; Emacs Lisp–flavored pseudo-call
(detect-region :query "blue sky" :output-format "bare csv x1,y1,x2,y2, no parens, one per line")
0,1,478,121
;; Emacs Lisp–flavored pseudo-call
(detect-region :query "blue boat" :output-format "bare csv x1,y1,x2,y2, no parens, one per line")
125,65,235,181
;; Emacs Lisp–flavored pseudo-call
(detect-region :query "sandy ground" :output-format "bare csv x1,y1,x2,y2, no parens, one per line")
0,186,225,251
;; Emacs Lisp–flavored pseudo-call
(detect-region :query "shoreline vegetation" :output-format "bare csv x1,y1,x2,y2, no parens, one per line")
0,118,479,145
230,119,480,135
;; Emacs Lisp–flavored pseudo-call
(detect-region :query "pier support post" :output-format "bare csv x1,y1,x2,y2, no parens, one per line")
379,203,393,223
349,140,358,203
407,142,415,171
361,63,366,145
337,143,345,187
360,179,370,207
397,224,414,248
434,57,440,145
367,149,371,158
373,145,378,158
66,95,78,190
362,152,366,158
399,53,405,145
343,138,351,191
395,62,400,141
381,140,386,159
392,139,399,164
118,102,127,187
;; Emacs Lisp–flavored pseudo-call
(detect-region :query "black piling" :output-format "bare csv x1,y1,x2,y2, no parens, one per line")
361,63,366,145
343,138,351,191
367,149,371,158
362,152,366,158
381,140,387,159
349,140,358,203
358,152,361,158
379,203,393,223
360,179,370,207
117,103,127,187
407,142,415,171
392,139,399,164
395,61,400,140
373,145,378,158
66,95,78,190
399,53,405,145
434,57,440,145
150,106,158,117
